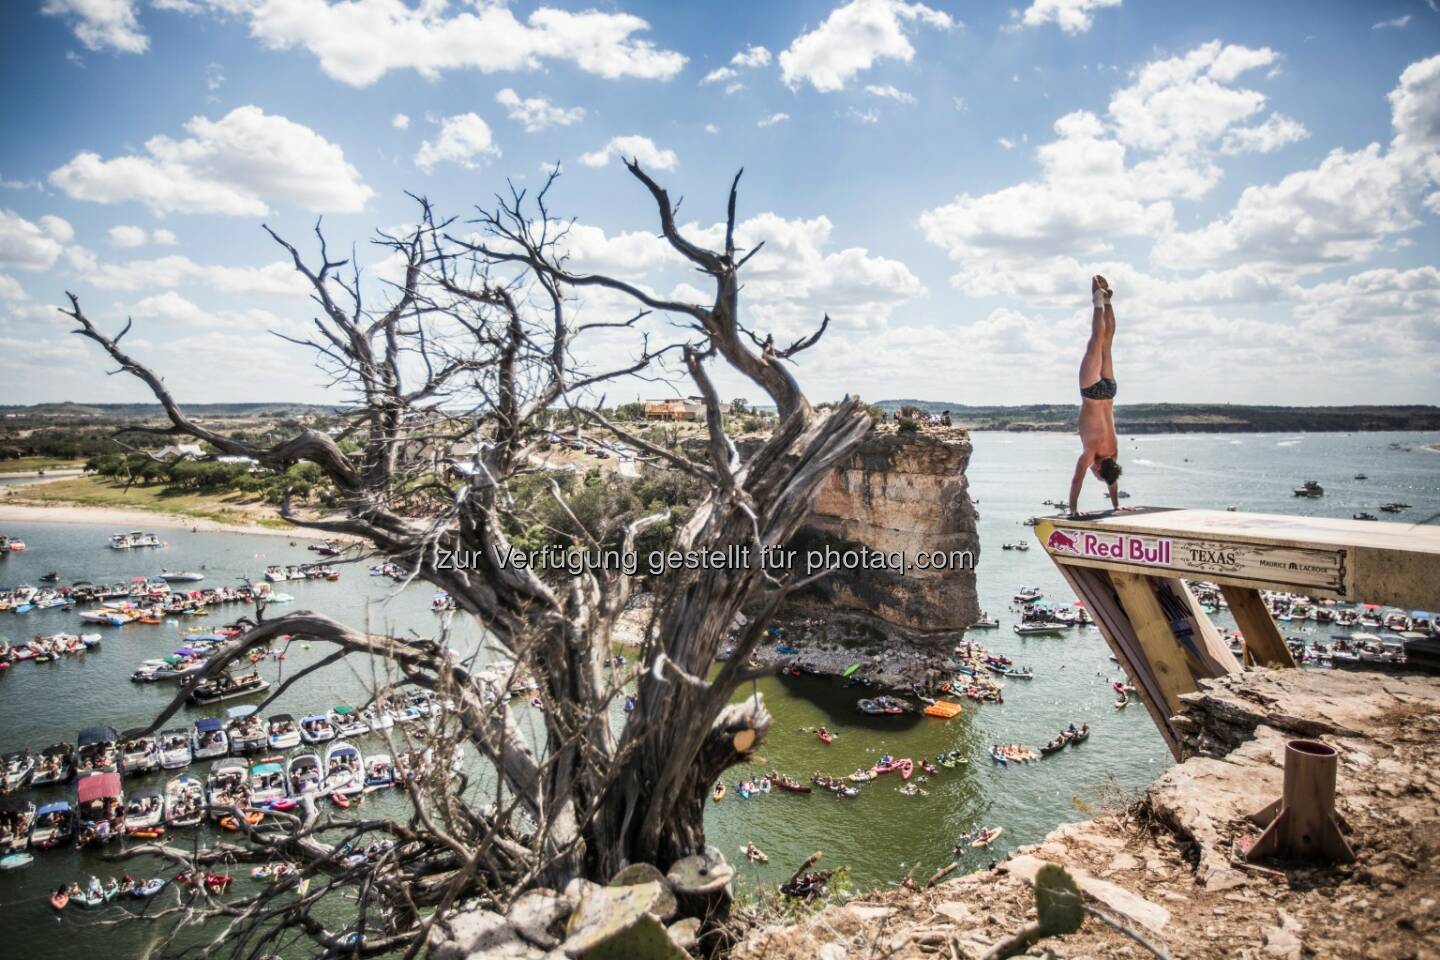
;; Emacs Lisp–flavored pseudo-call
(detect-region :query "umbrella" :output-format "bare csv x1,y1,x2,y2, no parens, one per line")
333,705,354,715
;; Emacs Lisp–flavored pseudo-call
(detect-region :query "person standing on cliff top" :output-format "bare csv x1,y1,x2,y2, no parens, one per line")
1068,275,1123,517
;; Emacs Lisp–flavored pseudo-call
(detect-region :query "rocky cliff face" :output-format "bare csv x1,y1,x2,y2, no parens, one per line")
782,428,979,645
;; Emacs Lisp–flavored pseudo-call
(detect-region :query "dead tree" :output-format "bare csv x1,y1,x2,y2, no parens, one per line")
65,161,872,954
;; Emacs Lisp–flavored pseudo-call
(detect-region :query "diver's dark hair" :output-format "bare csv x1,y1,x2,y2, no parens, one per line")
1098,457,1122,485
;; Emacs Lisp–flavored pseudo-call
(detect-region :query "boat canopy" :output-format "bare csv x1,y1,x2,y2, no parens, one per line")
228,705,258,719
174,647,198,657
301,714,326,722
77,772,122,803
269,713,294,723
250,763,283,776
36,801,71,816
188,633,225,642
1412,610,1435,619
77,725,118,745
194,717,223,733
332,705,354,715
120,727,149,741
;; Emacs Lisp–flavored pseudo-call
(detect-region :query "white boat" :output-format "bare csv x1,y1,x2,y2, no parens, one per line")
120,734,160,776
75,725,119,775
363,754,396,790
267,714,301,750
264,565,292,583
327,706,368,738
190,717,229,760
227,706,267,755
287,753,323,797
157,730,193,769
3,750,35,792
359,706,393,732
248,759,288,805
30,744,74,786
323,741,363,796
124,786,165,830
109,531,162,549
29,801,74,848
206,760,251,818
299,714,336,745
160,571,205,583
164,775,204,827
1013,622,1066,636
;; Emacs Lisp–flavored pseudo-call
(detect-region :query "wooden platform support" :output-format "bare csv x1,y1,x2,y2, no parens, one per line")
1034,508,1440,758
1246,739,1354,864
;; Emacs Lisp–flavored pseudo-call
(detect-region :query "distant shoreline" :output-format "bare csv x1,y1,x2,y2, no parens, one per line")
0,501,335,540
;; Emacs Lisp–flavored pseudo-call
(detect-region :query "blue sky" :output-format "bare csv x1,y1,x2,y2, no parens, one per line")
1,0,1438,407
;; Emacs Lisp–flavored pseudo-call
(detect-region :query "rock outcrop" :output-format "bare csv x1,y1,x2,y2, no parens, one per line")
732,668,1440,959
782,427,979,645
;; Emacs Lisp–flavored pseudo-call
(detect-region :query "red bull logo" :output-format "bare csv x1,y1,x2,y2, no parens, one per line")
1046,530,1078,552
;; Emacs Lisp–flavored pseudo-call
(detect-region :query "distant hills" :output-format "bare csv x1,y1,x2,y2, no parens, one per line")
872,402,1440,434
0,402,335,419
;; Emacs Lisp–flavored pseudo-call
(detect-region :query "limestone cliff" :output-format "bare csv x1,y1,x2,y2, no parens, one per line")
782,427,979,644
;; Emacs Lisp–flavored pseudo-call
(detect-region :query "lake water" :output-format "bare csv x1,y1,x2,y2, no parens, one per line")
0,431,1435,956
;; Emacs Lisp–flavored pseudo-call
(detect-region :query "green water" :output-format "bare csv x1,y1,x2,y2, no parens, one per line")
0,430,1435,956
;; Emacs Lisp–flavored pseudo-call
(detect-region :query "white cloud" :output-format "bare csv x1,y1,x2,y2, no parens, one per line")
578,135,678,171
415,113,500,172
757,113,791,128
495,89,585,133
41,0,147,54
1372,15,1411,29
179,0,685,87
731,45,772,68
1108,41,1277,153
0,211,74,270
779,0,954,93
1220,112,1309,155
997,137,1016,150
1017,0,1121,34
391,113,410,130
865,83,915,103
702,66,737,85
88,254,309,296
704,123,719,135
847,107,881,124
49,106,373,215
205,62,224,92
0,274,28,301
724,81,744,95
108,225,179,248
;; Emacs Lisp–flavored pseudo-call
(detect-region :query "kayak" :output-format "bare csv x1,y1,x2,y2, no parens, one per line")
712,782,726,803
51,890,69,910
0,852,34,870
842,663,860,678
816,729,833,745
130,878,166,898
971,826,1003,848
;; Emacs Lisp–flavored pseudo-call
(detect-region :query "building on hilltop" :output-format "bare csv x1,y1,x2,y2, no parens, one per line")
643,397,705,422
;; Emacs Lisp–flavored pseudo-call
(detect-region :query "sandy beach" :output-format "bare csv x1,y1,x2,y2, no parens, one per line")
0,501,338,540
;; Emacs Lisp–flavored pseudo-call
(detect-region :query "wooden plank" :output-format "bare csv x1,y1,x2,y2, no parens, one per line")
1055,564,1181,758
1220,585,1297,669
1035,508,1440,610
1109,572,1202,718
1164,578,1241,676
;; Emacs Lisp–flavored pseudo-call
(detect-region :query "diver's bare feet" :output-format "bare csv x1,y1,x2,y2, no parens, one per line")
1092,274,1113,300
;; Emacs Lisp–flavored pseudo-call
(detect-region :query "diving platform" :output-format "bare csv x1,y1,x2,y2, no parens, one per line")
1033,509,1440,758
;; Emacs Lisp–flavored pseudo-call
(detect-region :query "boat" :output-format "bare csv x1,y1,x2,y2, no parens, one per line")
1380,502,1410,513
50,888,69,910
249,760,288,804
323,741,363,796
0,851,33,870
712,782,726,802
191,717,229,760
328,705,369,738
267,713,301,750
226,705,267,755
129,878,166,898
363,754,396,790
75,772,124,843
120,733,160,775
1354,473,1368,480
922,700,963,719
287,753,323,796
190,671,270,705
73,876,121,907
109,531,163,550
1353,512,1378,522
1013,622,1065,636
741,842,769,863
856,695,910,715
75,725,119,775
29,801,74,849
299,713,337,744
1292,480,1324,498
0,799,35,854
124,786,165,832
767,772,812,794
158,729,193,769
1013,587,1043,603
206,760,251,818
1068,723,1091,745
1115,695,1130,709
970,616,999,629
816,727,833,745
160,571,205,583
970,826,1004,848
2,750,35,792
164,775,204,827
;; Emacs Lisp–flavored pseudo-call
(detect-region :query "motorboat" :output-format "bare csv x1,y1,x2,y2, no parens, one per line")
327,705,369,738
125,786,165,832
248,759,288,805
76,725,119,775
287,753,323,797
1013,587,1043,603
120,733,161,776
359,705,393,732
1013,621,1065,636
1292,480,1324,498
190,671,270,705
363,754,396,790
160,571,205,583
158,730,193,769
226,705,267,755
75,772,125,842
206,760,251,819
30,743,75,786
2,750,35,792
0,799,35,854
299,713,337,745
109,531,163,550
267,713,301,750
323,741,363,796
164,774,205,827
190,717,229,760
28,801,74,849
